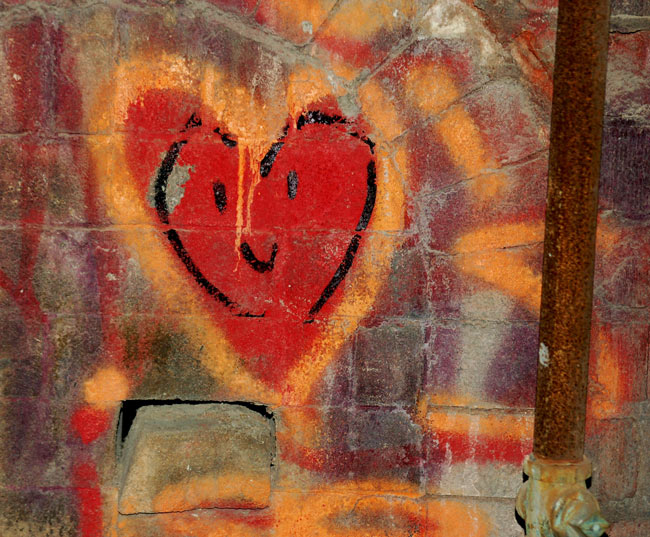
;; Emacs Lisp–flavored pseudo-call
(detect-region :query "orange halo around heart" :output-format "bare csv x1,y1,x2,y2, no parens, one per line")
87,54,406,405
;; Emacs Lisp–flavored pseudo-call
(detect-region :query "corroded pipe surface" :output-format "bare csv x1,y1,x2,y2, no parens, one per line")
533,0,610,461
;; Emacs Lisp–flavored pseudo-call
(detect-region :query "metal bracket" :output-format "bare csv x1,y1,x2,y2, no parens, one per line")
516,455,609,537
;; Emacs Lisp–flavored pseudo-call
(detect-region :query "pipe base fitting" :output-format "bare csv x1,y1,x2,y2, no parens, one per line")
516,455,609,537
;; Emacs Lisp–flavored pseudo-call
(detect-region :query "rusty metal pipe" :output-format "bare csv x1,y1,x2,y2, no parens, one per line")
516,1,611,534
533,0,610,462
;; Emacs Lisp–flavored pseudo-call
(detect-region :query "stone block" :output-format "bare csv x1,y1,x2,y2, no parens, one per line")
256,0,338,44
461,79,548,166
600,120,650,220
118,403,274,514
354,321,425,406
424,408,533,493
606,33,650,121
588,418,639,503
0,315,43,397
0,490,78,537
611,0,650,16
0,17,53,134
609,521,650,537
55,4,116,134
369,238,431,320
314,0,423,71
426,497,524,537
0,399,75,489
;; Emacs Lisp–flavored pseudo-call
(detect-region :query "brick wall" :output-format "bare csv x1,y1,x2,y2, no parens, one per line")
0,1,648,536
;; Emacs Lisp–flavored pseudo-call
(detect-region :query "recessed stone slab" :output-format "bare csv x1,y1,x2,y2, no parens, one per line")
118,403,274,514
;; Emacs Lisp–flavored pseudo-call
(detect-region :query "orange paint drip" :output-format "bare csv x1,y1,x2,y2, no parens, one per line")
235,144,246,263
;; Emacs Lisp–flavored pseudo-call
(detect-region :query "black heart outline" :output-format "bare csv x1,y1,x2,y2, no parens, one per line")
153,110,377,322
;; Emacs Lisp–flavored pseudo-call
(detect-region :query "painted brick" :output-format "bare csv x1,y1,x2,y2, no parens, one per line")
116,314,220,400
594,223,650,310
0,490,78,537
600,120,650,220
0,315,43,397
369,238,430,320
55,5,116,134
424,320,537,408
0,1,648,535
119,491,425,537
426,245,542,323
424,155,547,253
588,321,649,413
588,418,639,502
206,0,258,15
606,33,650,120
609,521,650,537
32,230,99,315
256,0,338,45
0,137,95,227
462,79,548,165
354,321,425,406
628,417,650,517
0,399,76,489
611,0,650,16
424,408,533,492
369,33,495,134
0,17,54,134
344,407,423,494
313,338,354,406
426,497,525,537
314,0,423,71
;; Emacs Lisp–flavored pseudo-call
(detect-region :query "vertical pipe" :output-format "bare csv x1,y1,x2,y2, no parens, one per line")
533,0,610,461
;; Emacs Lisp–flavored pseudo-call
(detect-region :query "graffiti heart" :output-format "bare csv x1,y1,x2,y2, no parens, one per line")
128,91,378,385
88,55,405,401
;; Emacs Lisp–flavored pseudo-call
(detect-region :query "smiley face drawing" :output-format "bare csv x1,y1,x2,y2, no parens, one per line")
150,108,376,322
90,57,405,397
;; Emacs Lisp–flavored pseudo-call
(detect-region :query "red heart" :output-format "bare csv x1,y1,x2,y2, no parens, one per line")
125,90,376,387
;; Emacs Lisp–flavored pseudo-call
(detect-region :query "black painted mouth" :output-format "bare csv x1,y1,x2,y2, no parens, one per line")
153,111,376,321
240,242,278,273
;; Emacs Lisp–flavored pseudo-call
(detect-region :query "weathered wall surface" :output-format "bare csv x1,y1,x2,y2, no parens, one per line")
0,0,648,536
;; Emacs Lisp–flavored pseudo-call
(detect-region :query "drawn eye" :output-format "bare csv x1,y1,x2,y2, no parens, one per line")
213,181,227,213
287,170,298,200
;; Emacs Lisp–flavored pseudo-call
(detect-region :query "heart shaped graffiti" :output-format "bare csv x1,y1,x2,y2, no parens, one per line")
150,109,377,322
89,57,404,398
